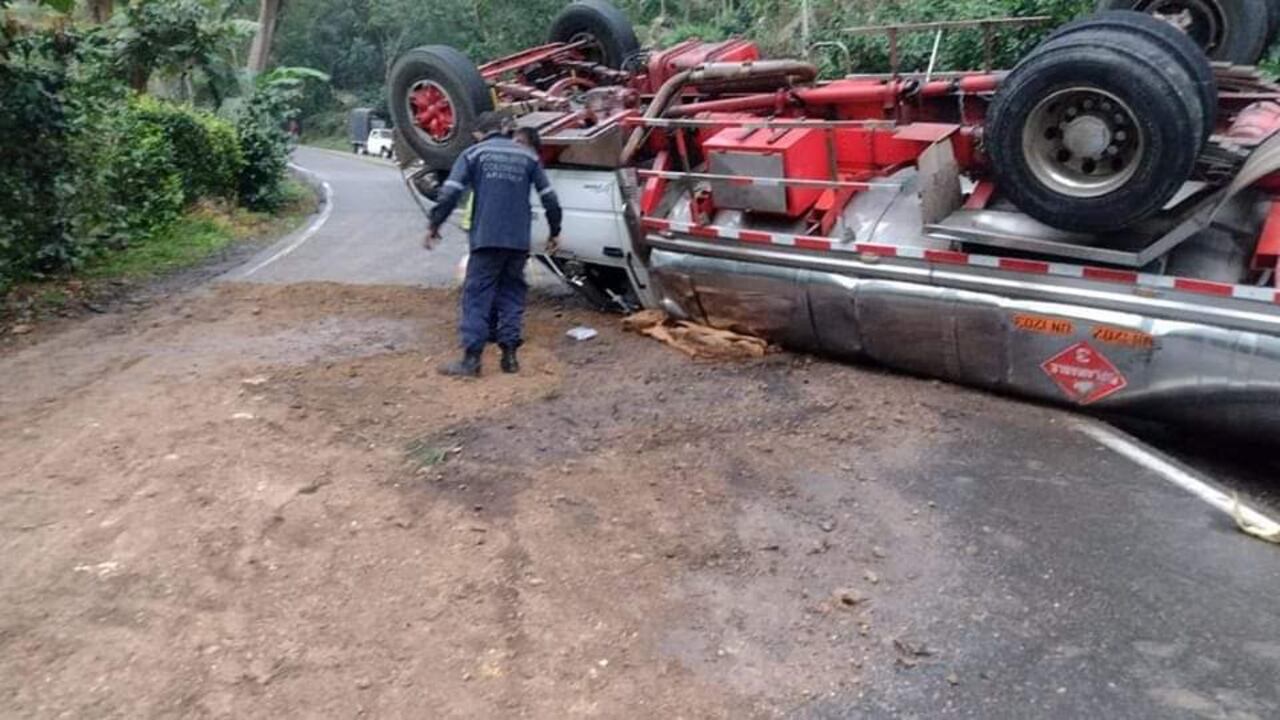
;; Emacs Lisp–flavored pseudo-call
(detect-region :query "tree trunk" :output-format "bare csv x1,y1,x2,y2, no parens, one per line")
88,0,113,23
129,64,149,93
247,0,282,73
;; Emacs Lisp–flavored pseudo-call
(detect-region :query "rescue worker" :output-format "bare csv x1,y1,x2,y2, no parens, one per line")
426,111,562,376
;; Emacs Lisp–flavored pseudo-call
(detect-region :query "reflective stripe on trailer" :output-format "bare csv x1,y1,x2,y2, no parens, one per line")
636,169,900,191
640,217,1280,306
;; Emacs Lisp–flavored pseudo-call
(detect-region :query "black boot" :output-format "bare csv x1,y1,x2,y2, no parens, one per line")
439,349,482,377
500,345,520,374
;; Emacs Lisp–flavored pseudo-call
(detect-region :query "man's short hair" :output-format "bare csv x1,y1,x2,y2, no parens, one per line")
474,111,506,136
515,126,542,151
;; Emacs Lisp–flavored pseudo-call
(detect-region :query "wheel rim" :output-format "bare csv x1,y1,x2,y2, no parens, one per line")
408,80,457,144
1142,0,1225,52
1021,87,1145,199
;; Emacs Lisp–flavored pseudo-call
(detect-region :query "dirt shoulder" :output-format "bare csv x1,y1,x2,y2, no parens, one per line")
0,281,1007,718
1,177,318,343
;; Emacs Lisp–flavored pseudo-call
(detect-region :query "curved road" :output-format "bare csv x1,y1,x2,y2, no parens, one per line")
228,146,562,290
228,146,1280,719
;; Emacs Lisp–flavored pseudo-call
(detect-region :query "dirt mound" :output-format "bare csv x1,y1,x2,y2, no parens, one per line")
0,280,989,718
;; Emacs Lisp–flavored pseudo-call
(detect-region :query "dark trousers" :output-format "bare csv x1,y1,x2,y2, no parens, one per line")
460,248,528,353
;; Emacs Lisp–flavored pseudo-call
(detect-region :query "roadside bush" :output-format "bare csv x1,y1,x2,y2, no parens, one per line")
131,96,243,202
1,25,81,285
236,67,328,211
1,9,321,292
236,96,292,211
299,107,344,143
97,102,187,241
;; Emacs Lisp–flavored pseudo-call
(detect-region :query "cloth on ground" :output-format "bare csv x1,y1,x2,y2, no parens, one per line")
623,310,770,360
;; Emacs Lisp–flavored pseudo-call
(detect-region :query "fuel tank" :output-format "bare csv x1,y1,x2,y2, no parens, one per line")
647,246,1280,442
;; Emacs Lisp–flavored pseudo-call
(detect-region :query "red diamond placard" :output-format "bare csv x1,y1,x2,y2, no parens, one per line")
1040,341,1127,405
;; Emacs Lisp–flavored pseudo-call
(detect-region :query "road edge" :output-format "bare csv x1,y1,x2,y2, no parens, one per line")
227,163,335,280
1075,420,1280,542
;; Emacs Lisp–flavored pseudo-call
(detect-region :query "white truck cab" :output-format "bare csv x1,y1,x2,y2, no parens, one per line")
532,168,654,311
364,128,395,158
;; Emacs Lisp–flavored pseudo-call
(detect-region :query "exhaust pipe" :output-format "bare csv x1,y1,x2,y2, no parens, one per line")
620,60,819,165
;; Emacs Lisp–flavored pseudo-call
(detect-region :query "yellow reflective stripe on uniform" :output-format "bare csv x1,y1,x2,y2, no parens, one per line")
459,191,474,231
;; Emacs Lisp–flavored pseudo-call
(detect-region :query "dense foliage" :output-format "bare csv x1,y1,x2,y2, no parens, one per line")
0,1,324,292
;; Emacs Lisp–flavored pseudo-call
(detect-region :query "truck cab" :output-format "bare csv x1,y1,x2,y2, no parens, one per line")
364,128,395,158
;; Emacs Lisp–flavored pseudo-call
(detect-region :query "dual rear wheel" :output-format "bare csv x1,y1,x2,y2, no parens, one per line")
388,0,639,171
986,12,1215,233
1099,0,1277,64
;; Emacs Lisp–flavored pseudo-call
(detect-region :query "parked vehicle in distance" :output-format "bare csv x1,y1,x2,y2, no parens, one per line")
348,107,388,154
364,128,395,158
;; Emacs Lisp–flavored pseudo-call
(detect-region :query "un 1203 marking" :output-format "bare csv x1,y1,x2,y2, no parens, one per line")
1091,326,1155,349
1013,313,1075,336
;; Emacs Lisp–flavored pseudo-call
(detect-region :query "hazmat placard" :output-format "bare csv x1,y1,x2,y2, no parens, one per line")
1041,341,1127,405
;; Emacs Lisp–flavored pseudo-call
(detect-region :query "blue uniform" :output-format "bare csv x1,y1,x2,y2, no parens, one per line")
429,135,563,352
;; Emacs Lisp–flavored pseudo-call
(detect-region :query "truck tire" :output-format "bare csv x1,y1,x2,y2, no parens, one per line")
1098,0,1270,64
548,0,640,69
388,45,494,171
986,41,1200,233
1040,11,1216,144
1027,27,1206,149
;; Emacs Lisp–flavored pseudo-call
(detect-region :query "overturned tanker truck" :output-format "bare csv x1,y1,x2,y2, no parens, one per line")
389,0,1280,439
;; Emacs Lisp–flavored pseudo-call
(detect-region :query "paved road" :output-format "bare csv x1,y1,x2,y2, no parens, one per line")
228,146,563,290
233,146,1280,719
815,416,1280,719
228,147,446,285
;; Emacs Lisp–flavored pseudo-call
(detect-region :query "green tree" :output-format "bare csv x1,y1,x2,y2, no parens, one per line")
108,0,252,93
246,0,280,71
236,65,327,209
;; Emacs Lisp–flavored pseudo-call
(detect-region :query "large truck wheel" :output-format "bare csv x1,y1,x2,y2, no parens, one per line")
388,45,494,171
986,40,1200,233
548,0,640,69
1041,11,1216,144
1098,0,1270,64
1027,27,1206,148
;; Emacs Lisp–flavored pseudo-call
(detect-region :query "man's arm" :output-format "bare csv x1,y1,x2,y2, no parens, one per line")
427,153,472,237
532,163,562,245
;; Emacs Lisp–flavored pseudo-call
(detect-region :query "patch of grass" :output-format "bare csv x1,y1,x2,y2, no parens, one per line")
84,210,238,280
2,178,316,330
405,439,451,471
83,178,316,281
304,135,355,153
404,437,467,472
37,288,69,309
